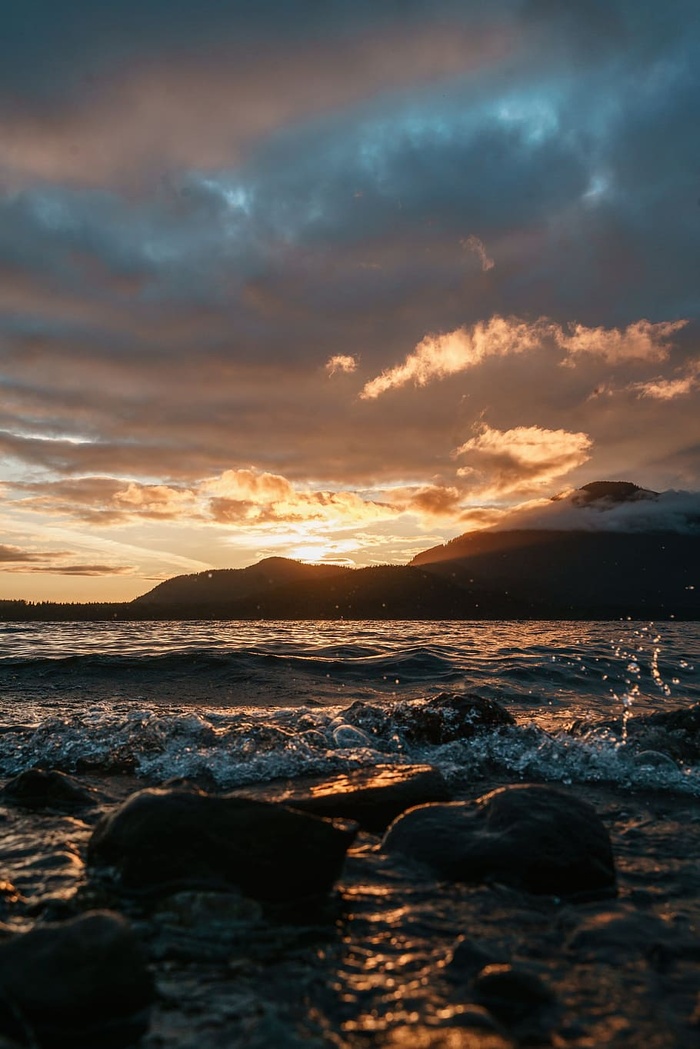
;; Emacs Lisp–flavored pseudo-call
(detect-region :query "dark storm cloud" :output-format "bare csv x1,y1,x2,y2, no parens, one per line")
0,0,697,505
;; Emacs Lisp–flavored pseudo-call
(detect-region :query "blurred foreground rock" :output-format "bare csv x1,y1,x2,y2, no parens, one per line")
0,910,153,1047
88,787,357,902
383,783,616,898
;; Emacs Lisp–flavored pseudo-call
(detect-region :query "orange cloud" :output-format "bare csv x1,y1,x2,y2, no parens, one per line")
325,354,358,376
454,423,593,496
114,483,198,517
360,316,688,398
203,468,394,526
560,319,687,364
361,316,548,398
630,361,700,400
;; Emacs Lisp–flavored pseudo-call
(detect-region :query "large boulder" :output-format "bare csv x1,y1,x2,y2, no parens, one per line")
0,910,153,1047
383,784,616,899
237,764,451,832
88,787,357,902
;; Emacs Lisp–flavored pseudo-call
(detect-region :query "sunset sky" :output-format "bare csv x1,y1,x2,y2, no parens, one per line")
1,1,698,602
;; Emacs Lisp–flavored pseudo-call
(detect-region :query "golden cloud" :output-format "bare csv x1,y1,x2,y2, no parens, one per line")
325,354,358,376
204,468,394,526
630,359,700,400
454,423,593,496
560,319,688,364
360,316,689,398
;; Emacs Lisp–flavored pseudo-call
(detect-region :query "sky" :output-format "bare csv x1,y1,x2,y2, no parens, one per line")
0,0,698,602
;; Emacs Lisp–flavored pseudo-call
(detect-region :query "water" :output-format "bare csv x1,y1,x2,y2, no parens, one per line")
2,620,700,1048
0,619,698,794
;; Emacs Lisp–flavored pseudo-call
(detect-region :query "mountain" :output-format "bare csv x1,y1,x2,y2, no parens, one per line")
410,482,699,618
130,557,351,615
125,482,699,620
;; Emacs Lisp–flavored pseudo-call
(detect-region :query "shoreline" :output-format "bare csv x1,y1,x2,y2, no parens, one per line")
1,740,699,1046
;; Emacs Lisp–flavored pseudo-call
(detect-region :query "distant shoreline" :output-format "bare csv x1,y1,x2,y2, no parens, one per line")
1,605,698,623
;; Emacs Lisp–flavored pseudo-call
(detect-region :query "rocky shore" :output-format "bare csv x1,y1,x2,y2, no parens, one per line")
0,694,699,1048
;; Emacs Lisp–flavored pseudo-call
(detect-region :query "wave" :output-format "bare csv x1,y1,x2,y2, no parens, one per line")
0,697,698,798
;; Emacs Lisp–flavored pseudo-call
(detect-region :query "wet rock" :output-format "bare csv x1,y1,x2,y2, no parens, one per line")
631,703,700,762
343,693,515,747
573,704,700,763
88,787,357,902
237,764,451,832
0,910,153,1047
0,770,94,813
382,784,616,899
397,693,516,745
473,964,556,1035
447,936,509,977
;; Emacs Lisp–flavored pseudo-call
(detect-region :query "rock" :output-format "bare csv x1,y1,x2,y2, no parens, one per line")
0,770,94,812
0,910,153,1047
447,936,508,977
88,787,357,902
151,889,264,962
382,784,616,899
397,693,516,745
473,964,556,1034
237,764,451,832
631,703,700,762
574,704,700,763
343,693,515,748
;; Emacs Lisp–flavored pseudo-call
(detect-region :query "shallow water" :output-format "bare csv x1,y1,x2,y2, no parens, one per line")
1,620,699,1047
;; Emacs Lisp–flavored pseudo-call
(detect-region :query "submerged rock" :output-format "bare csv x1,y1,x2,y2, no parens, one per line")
237,764,451,832
0,910,153,1047
567,908,690,962
0,770,94,813
382,784,616,899
88,787,357,902
473,963,557,1039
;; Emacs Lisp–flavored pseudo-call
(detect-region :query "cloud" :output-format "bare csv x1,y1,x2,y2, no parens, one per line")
361,316,689,398
560,319,688,364
454,423,593,496
361,317,550,398
403,484,464,518
13,477,199,525
0,542,135,576
204,469,395,527
0,544,62,564
462,235,494,271
630,359,700,400
114,483,198,517
493,486,700,535
325,355,358,376
13,564,136,577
